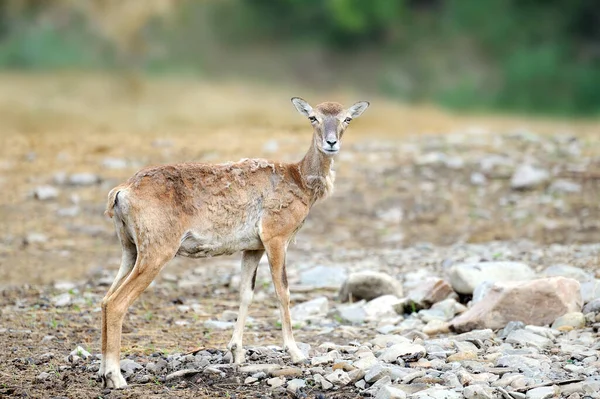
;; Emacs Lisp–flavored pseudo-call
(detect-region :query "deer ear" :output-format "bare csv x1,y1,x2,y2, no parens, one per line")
291,97,313,117
347,101,370,118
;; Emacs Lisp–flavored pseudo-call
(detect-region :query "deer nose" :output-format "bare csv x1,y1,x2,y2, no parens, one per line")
326,139,337,147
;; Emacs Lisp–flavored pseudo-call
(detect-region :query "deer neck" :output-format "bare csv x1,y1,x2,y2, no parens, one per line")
299,138,335,202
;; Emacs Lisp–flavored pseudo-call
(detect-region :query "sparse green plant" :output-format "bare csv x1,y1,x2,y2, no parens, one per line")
410,302,417,314
48,318,58,329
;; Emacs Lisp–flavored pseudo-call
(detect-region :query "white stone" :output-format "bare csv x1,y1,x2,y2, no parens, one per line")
291,296,329,321
510,164,550,190
33,185,59,200
375,385,407,399
52,293,72,307
203,320,234,330
449,261,535,295
300,265,347,288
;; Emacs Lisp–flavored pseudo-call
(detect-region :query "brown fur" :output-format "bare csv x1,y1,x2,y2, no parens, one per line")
98,98,369,389
315,101,344,115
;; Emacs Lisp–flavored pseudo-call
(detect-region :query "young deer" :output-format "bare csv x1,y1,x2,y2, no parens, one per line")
99,97,369,388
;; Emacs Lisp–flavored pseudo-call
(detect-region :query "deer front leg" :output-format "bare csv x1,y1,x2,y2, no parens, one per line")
227,249,264,364
263,239,306,363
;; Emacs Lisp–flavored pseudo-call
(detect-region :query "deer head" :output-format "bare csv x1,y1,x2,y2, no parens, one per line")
291,97,369,155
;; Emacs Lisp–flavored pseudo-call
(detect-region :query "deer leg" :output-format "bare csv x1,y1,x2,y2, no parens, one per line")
227,249,264,364
100,249,173,389
99,226,136,380
264,239,306,363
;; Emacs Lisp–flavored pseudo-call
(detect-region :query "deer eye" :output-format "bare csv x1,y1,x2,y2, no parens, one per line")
344,117,352,123
309,116,317,123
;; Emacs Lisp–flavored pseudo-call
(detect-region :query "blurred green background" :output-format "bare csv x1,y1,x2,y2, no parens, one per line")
1,0,599,115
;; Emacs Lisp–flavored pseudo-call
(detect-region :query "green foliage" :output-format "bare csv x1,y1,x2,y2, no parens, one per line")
0,14,112,70
0,0,598,115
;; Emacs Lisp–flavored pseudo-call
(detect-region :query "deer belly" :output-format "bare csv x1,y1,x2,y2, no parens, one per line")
176,228,263,258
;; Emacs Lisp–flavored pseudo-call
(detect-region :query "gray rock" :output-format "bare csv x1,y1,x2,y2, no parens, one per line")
286,378,306,394
41,335,56,343
36,372,51,381
419,298,459,322
146,359,168,374
376,385,407,399
454,328,495,342
251,371,267,379
38,353,54,364
496,355,542,370
353,353,379,371
338,271,403,302
364,295,403,321
582,298,600,314
366,375,393,396
24,233,48,245
220,310,238,322
526,386,557,399
378,343,426,363
335,301,368,324
548,180,581,194
310,350,340,366
498,321,526,339
291,296,328,321
68,354,82,364
326,369,352,386
33,185,59,200
463,385,494,399
120,359,143,375
510,164,550,190
300,265,347,288
405,278,456,311
267,376,285,388
449,262,535,295
68,173,101,186
134,374,151,384
52,293,72,307
371,335,411,348
470,172,487,186
70,346,91,359
580,280,600,303
551,312,586,330
505,329,553,349
410,388,462,399
203,320,234,330
365,364,391,383
314,373,334,390
165,369,201,381
543,265,593,283
239,364,281,375
451,277,582,332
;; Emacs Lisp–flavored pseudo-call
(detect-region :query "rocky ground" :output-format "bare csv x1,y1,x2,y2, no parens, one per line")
1,75,600,398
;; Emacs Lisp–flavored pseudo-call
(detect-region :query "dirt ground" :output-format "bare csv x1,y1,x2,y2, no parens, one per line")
1,73,599,398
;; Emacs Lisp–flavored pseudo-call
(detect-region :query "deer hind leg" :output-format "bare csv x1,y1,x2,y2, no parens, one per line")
100,246,175,389
263,239,306,363
99,223,136,380
227,249,264,364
